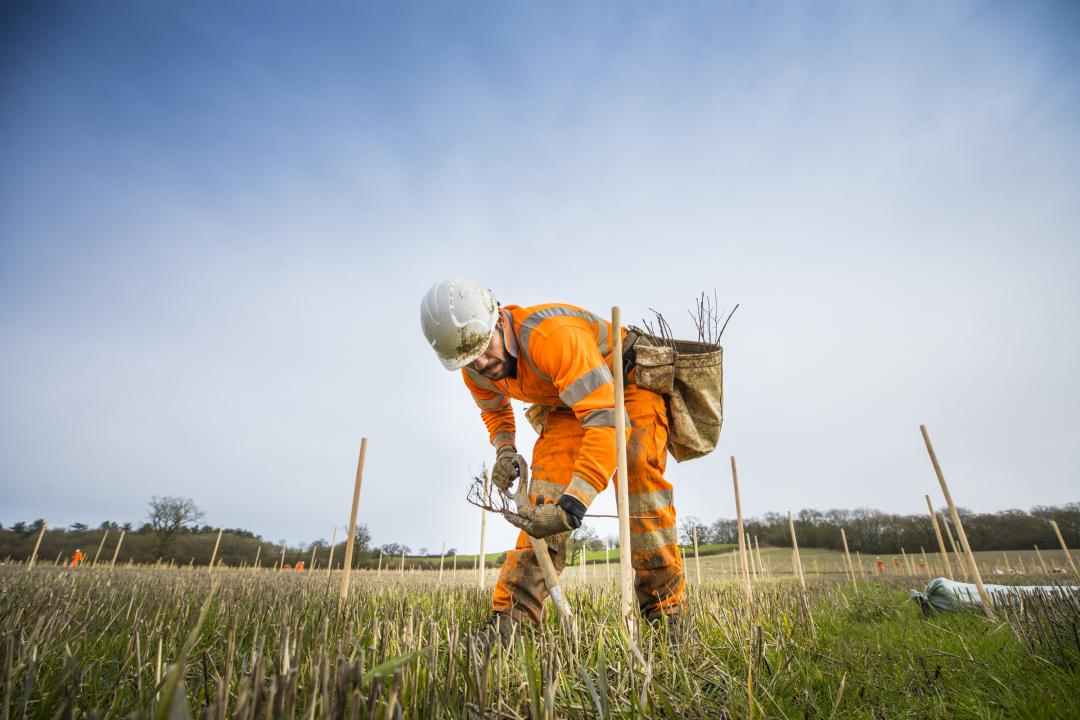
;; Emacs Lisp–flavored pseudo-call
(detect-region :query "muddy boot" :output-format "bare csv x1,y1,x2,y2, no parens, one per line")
648,608,690,646
469,612,522,653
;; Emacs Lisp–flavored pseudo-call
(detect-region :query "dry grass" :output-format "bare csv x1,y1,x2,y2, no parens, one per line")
2,562,1079,718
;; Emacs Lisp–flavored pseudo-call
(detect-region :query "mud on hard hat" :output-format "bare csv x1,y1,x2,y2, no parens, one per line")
420,279,499,370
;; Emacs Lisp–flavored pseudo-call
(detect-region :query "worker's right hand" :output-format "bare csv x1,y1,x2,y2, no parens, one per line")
492,445,521,491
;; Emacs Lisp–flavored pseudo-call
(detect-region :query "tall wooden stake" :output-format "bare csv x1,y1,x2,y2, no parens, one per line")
92,529,109,567
920,425,993,620
279,546,286,571
27,522,47,570
753,535,765,579
339,437,368,602
110,530,126,570
400,549,405,578
326,526,337,575
309,545,317,570
840,529,858,593
208,526,223,574
1034,544,1050,574
377,551,383,578
438,541,446,583
692,523,702,584
855,551,866,578
612,306,635,635
478,468,489,588
787,512,807,592
1050,520,1079,578
940,512,967,581
746,533,758,581
925,495,953,577
731,456,753,609
253,545,261,571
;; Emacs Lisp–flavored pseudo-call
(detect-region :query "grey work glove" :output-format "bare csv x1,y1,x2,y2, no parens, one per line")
491,446,521,491
507,502,575,539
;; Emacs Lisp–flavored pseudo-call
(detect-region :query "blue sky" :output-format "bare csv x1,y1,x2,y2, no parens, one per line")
2,1,1078,552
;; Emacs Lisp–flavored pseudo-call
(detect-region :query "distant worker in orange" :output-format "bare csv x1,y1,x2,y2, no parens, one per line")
422,279,690,641
875,557,885,574
893,557,902,572
70,549,85,568
295,561,305,571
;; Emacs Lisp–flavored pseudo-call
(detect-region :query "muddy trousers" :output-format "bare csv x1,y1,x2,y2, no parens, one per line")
491,384,685,624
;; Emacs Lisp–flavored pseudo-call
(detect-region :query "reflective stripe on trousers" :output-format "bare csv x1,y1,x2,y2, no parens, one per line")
491,384,685,623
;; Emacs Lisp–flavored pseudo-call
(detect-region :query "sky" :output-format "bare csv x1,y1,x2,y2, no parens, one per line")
2,1,1078,553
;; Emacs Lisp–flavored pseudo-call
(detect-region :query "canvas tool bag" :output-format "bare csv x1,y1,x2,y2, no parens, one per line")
628,327,724,463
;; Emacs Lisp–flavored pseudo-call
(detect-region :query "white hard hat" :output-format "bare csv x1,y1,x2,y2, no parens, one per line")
420,279,499,370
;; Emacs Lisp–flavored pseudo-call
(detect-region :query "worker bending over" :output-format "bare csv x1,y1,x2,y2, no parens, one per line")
421,279,685,634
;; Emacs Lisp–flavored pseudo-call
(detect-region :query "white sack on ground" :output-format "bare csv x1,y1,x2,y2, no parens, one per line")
910,577,1080,613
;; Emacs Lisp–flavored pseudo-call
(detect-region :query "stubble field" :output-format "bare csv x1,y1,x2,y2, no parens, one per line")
2,559,1079,719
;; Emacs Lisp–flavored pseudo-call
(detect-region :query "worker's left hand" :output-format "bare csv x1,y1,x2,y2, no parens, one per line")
506,502,574,539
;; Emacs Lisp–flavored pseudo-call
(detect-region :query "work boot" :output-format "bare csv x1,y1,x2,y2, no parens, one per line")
648,608,690,646
469,612,522,653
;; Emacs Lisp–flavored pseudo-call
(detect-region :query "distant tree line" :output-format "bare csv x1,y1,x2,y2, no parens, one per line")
679,503,1078,555
0,497,399,569
3,500,1075,566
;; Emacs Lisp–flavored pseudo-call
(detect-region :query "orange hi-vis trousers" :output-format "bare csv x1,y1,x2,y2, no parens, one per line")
491,383,685,624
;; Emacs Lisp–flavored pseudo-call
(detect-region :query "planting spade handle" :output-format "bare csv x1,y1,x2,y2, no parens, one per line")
512,456,574,619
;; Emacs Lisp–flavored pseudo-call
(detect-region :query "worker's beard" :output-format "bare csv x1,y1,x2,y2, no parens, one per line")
483,356,518,381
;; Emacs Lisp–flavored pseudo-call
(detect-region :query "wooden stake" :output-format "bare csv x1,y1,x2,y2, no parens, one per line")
1001,552,1012,573
612,306,635,634
1050,520,1079,578
746,533,758,581
787,512,807,592
1034,544,1050,574
840,529,858,594
279,546,286,571
478,468,489,588
855,550,866,578
377,551,383,578
109,530,126,570
326,526,337,575
731,456,753,609
605,544,610,581
400,549,405,578
901,548,913,575
253,545,262,571
920,425,993,620
208,526,223,574
753,535,765,579
27,523,47,570
940,512,967,581
92,529,109,567
692,523,702,585
338,437,368,601
309,545,317,571
925,494,953,578
439,541,446,583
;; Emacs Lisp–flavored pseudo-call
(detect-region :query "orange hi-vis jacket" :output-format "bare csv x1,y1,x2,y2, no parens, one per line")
462,304,629,510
